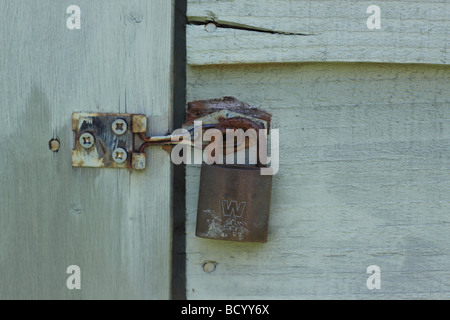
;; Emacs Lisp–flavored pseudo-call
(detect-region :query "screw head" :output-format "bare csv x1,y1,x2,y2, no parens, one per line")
202,261,217,273
205,22,217,33
79,133,95,149
112,148,128,164
49,138,60,152
112,119,128,136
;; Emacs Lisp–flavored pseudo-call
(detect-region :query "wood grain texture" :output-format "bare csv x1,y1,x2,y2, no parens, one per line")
0,0,173,299
187,0,449,65
185,62,450,299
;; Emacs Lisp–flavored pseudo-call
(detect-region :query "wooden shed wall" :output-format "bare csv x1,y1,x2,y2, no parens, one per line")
187,0,449,65
185,0,450,300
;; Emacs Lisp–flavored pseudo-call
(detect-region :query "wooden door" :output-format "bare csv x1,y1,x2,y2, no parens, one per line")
0,0,173,299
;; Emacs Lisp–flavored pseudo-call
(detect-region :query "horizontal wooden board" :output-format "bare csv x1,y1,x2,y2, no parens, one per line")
185,62,450,299
187,0,449,65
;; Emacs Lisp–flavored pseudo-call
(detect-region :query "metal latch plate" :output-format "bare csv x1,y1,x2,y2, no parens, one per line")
72,112,147,169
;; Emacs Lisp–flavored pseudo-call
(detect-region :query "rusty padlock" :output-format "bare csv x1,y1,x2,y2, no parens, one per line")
196,164,273,243
186,97,274,243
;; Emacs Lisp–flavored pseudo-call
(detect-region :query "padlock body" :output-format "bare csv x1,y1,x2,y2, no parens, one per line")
196,164,273,243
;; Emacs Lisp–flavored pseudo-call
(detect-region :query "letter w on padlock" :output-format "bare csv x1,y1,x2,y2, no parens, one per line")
221,201,246,232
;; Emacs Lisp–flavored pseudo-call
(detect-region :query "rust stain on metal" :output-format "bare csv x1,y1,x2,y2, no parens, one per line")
132,114,147,133
216,116,262,132
97,138,107,155
183,97,273,159
132,153,146,170
185,96,272,130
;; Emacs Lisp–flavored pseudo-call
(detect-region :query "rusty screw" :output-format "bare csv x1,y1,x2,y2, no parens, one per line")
49,138,60,152
202,261,217,273
112,119,128,136
112,148,128,164
79,133,95,149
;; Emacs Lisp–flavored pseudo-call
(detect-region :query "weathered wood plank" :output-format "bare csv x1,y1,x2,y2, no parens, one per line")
185,62,450,299
0,0,173,299
187,0,449,65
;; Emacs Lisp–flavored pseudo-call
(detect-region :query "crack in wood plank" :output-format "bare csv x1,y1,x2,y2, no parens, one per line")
188,16,315,36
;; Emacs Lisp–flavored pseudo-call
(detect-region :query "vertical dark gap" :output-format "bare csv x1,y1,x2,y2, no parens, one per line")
171,0,187,300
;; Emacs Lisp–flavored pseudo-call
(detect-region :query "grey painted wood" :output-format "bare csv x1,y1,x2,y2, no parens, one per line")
187,0,449,65
185,62,450,299
0,0,173,299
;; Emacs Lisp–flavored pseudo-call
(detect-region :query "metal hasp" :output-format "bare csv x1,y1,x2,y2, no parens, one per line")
72,112,147,170
196,164,273,243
